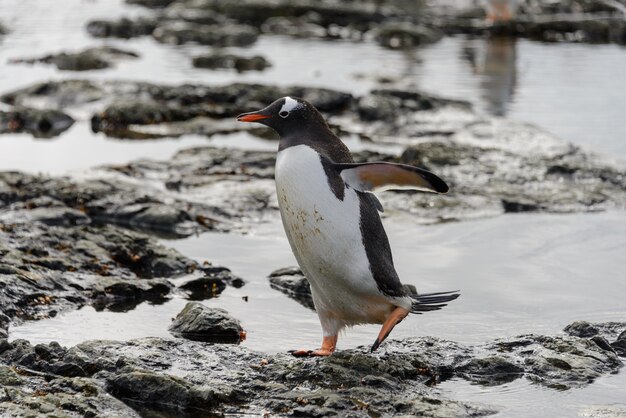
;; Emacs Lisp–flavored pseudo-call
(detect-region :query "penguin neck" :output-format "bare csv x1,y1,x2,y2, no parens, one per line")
278,123,354,164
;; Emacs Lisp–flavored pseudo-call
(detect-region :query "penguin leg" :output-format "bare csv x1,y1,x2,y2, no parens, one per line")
371,306,410,352
290,335,337,357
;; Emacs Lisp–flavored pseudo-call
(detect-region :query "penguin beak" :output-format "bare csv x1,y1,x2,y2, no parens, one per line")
237,111,271,123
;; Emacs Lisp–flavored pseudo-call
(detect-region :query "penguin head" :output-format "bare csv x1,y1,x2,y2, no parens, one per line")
237,96,323,136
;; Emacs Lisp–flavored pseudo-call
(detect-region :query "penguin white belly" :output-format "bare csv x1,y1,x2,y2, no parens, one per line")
275,145,395,329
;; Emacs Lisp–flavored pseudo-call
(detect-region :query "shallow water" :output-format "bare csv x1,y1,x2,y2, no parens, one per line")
2,0,626,414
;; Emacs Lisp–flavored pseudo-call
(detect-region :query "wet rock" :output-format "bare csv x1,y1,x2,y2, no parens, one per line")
457,356,524,385
179,269,244,300
2,79,353,124
168,302,245,343
15,206,91,226
86,81,352,137
563,321,626,358
433,3,626,46
376,22,443,49
91,278,172,312
268,266,314,310
86,17,158,39
564,320,600,338
0,312,9,339
0,108,74,138
193,53,271,72
204,0,386,30
357,89,470,122
2,324,622,416
163,4,225,25
613,331,626,357
152,22,258,46
106,370,234,413
126,0,175,8
11,46,139,71
0,218,196,322
0,79,104,109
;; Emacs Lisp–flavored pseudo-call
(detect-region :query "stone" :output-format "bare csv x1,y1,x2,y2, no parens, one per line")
10,46,139,71
192,53,271,72
86,17,157,38
168,302,245,343
0,108,74,138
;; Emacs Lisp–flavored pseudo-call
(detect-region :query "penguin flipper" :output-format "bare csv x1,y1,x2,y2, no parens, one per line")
334,161,449,194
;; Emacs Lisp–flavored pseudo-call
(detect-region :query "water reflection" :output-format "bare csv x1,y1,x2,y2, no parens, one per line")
462,36,517,116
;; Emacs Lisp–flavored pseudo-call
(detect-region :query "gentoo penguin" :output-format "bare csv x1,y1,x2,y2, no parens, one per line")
237,97,459,356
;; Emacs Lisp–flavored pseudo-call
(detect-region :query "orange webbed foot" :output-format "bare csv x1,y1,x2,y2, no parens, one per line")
290,335,337,358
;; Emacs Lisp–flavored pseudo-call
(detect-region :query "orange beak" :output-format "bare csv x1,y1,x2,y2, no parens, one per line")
237,113,271,122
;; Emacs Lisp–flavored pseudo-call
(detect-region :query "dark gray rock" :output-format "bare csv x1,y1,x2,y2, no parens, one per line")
86,17,157,38
152,22,258,46
376,22,443,49
0,219,196,322
432,3,626,46
19,206,91,226
268,266,314,310
179,269,244,300
106,370,236,413
0,312,9,339
168,302,245,343
126,0,175,8
10,46,138,71
193,53,271,72
0,108,74,138
564,320,600,338
1,324,622,417
563,321,626,358
613,331,626,357
91,278,172,312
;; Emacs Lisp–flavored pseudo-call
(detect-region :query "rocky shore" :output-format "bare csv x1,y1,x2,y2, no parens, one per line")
0,320,624,416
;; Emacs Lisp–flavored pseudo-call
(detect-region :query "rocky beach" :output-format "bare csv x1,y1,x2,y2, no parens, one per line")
0,0,625,416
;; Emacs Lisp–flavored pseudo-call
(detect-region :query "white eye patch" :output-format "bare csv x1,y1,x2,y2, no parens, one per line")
279,96,302,118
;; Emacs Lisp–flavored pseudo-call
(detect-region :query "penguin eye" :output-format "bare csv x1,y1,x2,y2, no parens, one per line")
279,110,289,118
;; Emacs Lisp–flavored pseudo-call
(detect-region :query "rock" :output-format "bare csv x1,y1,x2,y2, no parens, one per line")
106,371,231,413
0,80,104,109
268,266,314,310
11,46,139,71
433,5,626,46
376,22,443,49
126,0,175,8
204,0,386,30
612,331,626,357
192,53,271,72
179,269,244,300
564,321,600,338
0,217,197,321
457,356,524,385
168,302,245,343
86,17,157,38
0,312,9,339
0,108,74,138
1,325,622,416
6,206,90,227
152,22,259,46
91,278,172,312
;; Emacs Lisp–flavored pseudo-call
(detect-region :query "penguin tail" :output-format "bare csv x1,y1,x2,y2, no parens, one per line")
409,290,460,314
